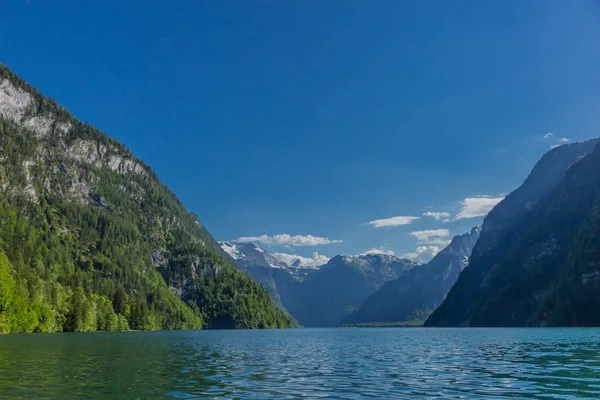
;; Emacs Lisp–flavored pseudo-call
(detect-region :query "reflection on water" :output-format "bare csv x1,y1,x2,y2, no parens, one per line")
0,328,599,399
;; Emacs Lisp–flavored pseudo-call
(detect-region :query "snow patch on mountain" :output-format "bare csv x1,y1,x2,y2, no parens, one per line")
219,241,327,270
220,241,242,260
273,252,328,269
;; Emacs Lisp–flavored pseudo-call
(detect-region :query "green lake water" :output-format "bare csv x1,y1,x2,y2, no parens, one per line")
1,328,599,399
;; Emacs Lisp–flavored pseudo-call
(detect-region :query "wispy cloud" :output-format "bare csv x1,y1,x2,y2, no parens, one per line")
544,133,571,149
454,196,503,220
367,216,419,228
273,252,329,267
409,229,451,246
422,211,451,221
403,245,441,263
236,234,342,247
361,248,395,256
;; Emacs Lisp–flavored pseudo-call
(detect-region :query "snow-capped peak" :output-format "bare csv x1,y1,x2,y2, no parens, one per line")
219,241,242,260
218,241,328,271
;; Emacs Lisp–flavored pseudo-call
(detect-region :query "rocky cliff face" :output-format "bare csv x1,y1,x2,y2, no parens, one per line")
343,227,480,325
426,140,600,327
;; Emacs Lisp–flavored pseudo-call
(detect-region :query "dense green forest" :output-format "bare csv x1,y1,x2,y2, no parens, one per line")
0,64,293,333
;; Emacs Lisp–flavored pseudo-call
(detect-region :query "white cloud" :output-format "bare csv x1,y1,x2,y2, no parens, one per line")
361,248,395,256
273,252,329,268
422,211,451,221
454,197,503,220
236,234,342,247
367,216,419,228
403,245,441,263
544,134,571,149
423,238,452,246
410,229,450,242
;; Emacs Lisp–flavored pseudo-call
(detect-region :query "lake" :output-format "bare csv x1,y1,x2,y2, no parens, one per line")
0,328,599,399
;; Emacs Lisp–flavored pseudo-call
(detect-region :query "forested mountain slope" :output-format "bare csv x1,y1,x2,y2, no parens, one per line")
0,64,292,333
426,140,600,327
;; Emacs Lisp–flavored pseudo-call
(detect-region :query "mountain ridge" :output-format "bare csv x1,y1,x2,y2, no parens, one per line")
218,240,419,327
426,139,600,327
343,226,480,325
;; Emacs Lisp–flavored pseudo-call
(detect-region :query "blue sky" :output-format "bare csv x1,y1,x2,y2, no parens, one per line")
2,1,600,265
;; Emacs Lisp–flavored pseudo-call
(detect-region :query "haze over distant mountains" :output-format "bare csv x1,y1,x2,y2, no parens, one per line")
220,138,600,329
219,240,422,326
344,226,480,325
219,236,484,327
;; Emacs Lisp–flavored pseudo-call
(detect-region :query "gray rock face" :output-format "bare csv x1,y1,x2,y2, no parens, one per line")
67,140,146,175
0,81,146,205
0,79,69,138
0,75,156,215
0,79,32,122
0,79,145,194
343,227,481,325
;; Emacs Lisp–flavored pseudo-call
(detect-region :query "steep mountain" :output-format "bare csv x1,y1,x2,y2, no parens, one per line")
344,227,480,325
286,254,418,327
220,241,319,272
220,241,289,270
0,64,293,333
426,139,600,327
218,241,300,309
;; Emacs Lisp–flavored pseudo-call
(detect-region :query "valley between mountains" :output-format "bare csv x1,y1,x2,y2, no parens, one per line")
220,138,600,328
2,62,600,333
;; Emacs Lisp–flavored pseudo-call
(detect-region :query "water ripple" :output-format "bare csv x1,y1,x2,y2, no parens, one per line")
1,328,600,399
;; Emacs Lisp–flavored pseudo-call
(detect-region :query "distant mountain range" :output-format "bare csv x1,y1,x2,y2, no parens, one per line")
285,254,418,327
220,240,420,327
427,139,600,327
220,138,600,329
219,241,319,272
343,226,480,325
217,241,315,314
6,60,600,335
